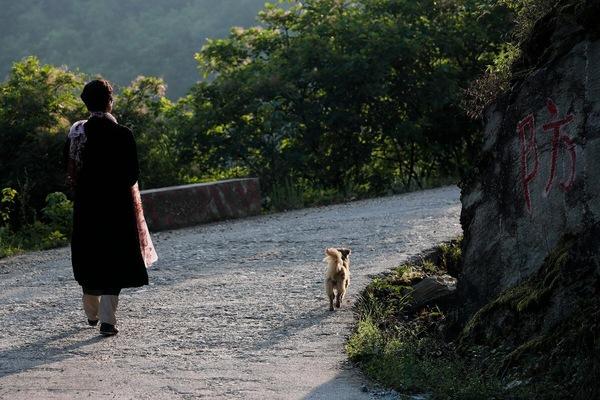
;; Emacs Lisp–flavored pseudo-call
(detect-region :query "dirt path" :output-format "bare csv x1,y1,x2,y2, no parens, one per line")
0,186,461,399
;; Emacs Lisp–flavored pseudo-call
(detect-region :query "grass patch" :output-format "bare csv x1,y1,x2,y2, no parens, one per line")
350,232,600,399
347,238,506,399
347,310,504,399
437,237,463,276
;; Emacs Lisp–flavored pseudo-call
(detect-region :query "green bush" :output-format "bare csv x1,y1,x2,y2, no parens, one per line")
0,187,17,226
0,226,20,258
267,179,304,211
41,230,69,250
0,57,85,213
0,189,72,257
42,192,73,236
438,237,463,275
346,317,384,362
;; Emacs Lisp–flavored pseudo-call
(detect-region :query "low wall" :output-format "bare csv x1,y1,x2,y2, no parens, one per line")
141,178,261,231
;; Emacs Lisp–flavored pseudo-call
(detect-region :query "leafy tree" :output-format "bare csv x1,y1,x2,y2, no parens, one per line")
0,56,84,223
116,76,182,189
189,0,512,194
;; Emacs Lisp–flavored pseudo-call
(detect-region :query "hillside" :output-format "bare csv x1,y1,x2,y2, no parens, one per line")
0,0,267,98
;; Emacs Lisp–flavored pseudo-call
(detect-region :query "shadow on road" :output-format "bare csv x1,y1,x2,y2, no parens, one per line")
301,368,375,400
0,326,104,379
251,305,335,351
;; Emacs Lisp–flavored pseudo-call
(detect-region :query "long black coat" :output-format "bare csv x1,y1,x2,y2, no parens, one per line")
65,115,149,289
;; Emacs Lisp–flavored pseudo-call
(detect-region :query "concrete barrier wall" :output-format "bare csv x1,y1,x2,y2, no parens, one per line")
141,178,261,231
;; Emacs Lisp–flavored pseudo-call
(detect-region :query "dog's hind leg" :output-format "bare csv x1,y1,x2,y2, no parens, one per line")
326,280,335,311
335,281,345,308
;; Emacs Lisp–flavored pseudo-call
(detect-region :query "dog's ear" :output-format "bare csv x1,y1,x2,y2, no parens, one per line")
338,248,351,259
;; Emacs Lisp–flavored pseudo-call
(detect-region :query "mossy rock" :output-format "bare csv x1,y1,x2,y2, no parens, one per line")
458,227,600,398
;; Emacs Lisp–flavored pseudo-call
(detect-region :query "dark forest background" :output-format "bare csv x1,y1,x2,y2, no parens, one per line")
1,0,532,255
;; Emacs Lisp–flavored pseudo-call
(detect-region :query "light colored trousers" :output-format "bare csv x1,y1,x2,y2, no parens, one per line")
83,294,119,325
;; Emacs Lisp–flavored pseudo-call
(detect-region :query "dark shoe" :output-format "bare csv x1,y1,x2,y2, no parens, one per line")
87,319,99,326
99,323,119,336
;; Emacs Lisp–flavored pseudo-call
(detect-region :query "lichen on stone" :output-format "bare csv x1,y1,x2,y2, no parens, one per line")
457,228,600,398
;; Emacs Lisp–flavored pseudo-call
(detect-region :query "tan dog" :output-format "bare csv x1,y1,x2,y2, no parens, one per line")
324,247,351,311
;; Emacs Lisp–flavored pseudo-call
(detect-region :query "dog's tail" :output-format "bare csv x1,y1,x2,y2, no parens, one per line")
325,247,342,260
324,248,343,273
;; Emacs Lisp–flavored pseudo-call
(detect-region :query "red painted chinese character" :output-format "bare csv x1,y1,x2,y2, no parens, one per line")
517,113,539,213
542,98,576,195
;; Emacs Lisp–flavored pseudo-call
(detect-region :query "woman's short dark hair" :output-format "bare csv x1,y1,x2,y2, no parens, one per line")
81,79,113,112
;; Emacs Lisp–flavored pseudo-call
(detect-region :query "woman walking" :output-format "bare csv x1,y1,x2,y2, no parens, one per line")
64,79,157,336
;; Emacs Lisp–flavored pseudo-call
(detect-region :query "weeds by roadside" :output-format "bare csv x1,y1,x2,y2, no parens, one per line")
348,233,600,399
265,176,458,212
347,238,507,399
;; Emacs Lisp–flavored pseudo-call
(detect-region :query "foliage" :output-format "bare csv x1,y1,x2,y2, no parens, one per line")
348,327,503,399
41,230,69,249
188,0,513,195
463,43,520,119
0,187,17,226
0,1,516,214
500,0,560,43
116,76,183,189
345,317,384,362
42,192,73,236
464,0,560,118
437,236,463,276
0,227,21,258
0,58,191,214
267,179,304,211
0,56,84,222
0,187,20,258
0,187,72,257
351,231,599,398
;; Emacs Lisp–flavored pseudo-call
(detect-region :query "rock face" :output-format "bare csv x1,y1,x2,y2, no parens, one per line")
457,224,600,398
410,275,456,310
459,1,600,315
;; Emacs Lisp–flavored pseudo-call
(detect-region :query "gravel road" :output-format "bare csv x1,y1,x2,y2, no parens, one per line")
0,186,461,400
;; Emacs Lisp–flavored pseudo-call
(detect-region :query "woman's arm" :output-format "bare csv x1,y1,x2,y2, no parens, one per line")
63,136,77,189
